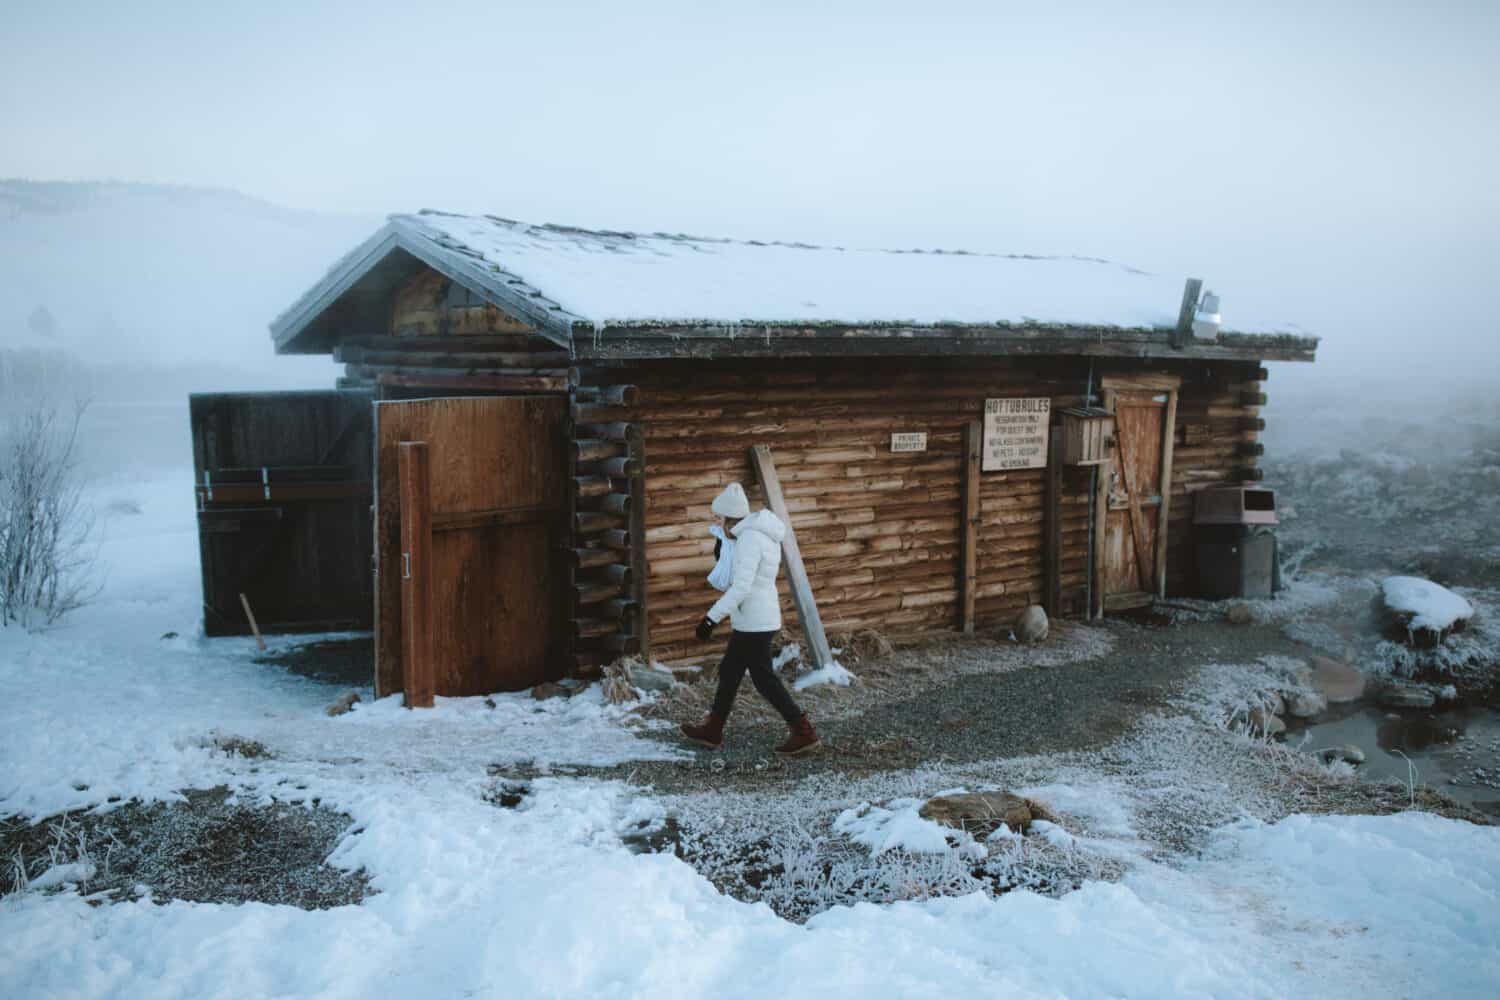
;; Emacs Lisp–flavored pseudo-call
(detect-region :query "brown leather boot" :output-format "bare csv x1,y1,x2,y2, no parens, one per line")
775,715,820,756
680,713,726,749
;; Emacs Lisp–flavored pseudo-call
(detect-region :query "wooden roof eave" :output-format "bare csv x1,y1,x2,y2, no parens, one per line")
570,322,1319,364
269,219,584,355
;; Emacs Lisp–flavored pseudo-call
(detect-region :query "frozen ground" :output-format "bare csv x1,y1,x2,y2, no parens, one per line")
3,468,1500,998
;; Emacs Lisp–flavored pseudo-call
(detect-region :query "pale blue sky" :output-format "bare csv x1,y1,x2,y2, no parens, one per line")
2,0,1497,382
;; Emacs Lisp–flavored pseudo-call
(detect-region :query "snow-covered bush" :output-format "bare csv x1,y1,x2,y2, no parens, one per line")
0,404,98,628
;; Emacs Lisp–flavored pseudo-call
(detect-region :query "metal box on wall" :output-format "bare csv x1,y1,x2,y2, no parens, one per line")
1059,407,1114,466
1193,485,1277,526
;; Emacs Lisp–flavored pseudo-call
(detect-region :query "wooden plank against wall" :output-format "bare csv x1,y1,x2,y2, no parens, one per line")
398,442,435,708
960,420,981,632
749,444,834,671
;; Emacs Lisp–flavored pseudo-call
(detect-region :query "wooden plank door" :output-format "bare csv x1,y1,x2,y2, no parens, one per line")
374,396,567,697
190,390,374,636
1097,379,1179,613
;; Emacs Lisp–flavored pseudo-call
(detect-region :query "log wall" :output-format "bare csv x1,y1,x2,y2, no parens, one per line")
581,357,1266,664
588,360,1062,662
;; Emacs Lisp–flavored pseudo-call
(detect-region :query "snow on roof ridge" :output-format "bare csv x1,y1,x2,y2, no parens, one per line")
404,208,1154,274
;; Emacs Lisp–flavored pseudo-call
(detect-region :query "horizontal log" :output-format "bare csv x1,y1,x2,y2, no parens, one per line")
574,475,611,498
580,421,635,442
590,457,642,478
573,618,621,639
598,493,631,515
572,402,630,424
1239,391,1268,407
374,372,568,393
575,439,626,462
576,579,625,605
576,511,626,535
601,598,639,619
1234,441,1265,457
1230,466,1265,482
574,384,640,406
572,546,623,569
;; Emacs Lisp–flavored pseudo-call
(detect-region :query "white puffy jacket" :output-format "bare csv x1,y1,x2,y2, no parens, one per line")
705,509,786,632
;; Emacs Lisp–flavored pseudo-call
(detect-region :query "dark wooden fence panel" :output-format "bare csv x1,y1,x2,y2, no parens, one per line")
190,390,374,636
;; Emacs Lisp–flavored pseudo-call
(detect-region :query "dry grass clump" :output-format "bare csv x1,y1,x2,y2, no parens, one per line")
601,657,641,705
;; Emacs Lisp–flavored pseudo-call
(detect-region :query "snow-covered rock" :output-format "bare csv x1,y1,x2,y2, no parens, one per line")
1015,605,1049,643
1377,576,1476,647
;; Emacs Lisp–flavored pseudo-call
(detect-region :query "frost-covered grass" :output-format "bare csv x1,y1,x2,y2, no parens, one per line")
4,470,1500,998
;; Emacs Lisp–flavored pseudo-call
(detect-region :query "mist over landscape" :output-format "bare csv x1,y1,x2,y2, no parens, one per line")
3,5,1500,998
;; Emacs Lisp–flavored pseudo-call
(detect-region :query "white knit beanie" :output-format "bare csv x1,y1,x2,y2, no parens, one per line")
711,482,750,519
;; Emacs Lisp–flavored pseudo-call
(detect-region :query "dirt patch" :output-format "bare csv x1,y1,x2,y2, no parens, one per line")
2,787,370,909
256,636,374,688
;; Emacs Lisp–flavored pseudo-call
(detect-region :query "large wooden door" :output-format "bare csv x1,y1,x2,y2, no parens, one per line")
374,396,567,697
1097,378,1179,613
191,390,373,636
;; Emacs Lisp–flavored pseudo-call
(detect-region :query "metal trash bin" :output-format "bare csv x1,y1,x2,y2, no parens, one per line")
1194,486,1279,599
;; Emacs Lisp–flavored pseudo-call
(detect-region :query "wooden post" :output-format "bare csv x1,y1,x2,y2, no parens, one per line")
627,426,650,659
960,420,981,633
749,444,834,672
398,441,435,708
1092,389,1114,620
1154,388,1179,600
1044,425,1063,617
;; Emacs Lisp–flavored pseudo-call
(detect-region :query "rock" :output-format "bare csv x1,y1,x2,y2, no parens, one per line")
1225,603,1254,625
1320,744,1366,765
1374,576,1475,647
1015,605,1049,643
325,691,361,717
1267,692,1287,717
1379,684,1436,709
1309,656,1366,703
920,791,1039,836
1247,707,1286,737
531,681,569,700
631,665,677,692
1285,690,1328,719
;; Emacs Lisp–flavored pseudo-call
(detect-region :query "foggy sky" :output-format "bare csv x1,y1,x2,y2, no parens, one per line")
2,0,1497,388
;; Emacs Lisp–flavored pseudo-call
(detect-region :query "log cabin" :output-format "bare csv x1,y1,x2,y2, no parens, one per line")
191,210,1317,700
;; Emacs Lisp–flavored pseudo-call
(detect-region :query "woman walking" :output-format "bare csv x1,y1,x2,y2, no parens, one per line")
680,483,820,755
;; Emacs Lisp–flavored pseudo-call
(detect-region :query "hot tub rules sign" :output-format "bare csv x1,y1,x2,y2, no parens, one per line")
982,397,1051,471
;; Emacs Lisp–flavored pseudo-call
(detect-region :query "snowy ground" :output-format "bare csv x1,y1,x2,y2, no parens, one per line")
3,469,1500,998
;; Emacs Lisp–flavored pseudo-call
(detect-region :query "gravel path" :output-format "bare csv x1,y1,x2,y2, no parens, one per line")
581,613,1320,795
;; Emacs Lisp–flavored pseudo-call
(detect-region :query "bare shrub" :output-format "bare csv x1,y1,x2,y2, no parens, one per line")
0,403,98,628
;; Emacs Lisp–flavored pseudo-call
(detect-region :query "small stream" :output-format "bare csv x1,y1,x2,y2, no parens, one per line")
1292,702,1500,816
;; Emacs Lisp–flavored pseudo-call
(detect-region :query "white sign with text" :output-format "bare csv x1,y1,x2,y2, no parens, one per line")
982,398,1050,471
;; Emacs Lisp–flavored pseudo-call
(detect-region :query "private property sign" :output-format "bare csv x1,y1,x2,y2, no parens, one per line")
890,432,928,453
982,397,1051,471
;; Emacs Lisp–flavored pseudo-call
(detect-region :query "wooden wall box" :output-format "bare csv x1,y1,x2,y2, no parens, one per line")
1059,407,1115,466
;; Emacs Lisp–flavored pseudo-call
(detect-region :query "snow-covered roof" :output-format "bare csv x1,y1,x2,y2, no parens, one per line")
271,211,1318,361
409,211,1180,330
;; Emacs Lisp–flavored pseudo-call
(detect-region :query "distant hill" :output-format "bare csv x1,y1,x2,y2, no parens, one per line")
0,180,375,375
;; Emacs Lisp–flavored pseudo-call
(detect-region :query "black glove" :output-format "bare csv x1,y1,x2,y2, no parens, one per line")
695,616,717,642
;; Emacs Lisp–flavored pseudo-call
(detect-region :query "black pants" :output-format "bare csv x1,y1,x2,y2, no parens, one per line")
711,630,803,723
